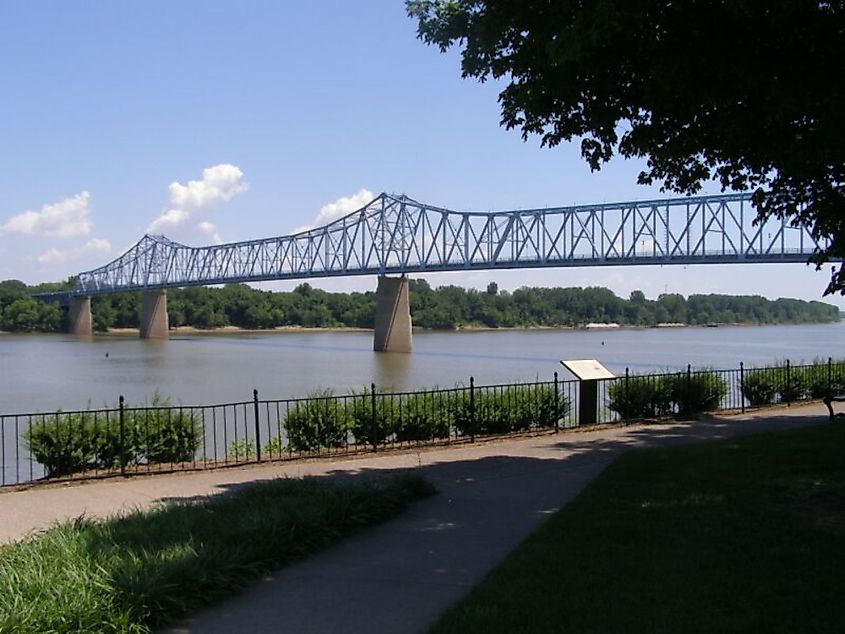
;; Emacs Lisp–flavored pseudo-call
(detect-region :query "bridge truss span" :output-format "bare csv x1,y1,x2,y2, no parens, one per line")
71,192,823,295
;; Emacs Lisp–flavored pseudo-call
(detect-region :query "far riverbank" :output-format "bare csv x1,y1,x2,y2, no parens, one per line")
0,317,839,338
97,318,838,337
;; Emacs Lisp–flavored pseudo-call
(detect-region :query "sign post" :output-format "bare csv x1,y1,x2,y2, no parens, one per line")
560,359,615,426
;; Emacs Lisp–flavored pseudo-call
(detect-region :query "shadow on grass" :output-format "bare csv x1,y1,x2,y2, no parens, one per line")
167,410,831,634
2,408,830,633
0,473,435,633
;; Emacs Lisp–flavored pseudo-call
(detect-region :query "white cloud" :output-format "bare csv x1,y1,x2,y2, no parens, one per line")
198,221,223,245
293,189,375,233
147,164,247,237
1,192,92,238
37,237,111,265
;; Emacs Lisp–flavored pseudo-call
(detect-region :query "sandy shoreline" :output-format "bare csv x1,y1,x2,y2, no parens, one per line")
104,325,373,336
0,321,837,337
94,321,803,336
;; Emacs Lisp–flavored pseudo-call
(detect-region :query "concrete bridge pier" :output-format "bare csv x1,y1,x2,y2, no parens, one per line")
140,290,169,339
373,276,412,353
68,296,92,336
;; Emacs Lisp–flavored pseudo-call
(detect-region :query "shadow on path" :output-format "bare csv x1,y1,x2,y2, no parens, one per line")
166,411,829,634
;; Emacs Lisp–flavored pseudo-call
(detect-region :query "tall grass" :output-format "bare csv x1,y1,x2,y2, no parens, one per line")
0,474,435,633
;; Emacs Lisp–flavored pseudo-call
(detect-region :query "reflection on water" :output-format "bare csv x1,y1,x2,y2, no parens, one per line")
373,351,413,390
0,321,842,414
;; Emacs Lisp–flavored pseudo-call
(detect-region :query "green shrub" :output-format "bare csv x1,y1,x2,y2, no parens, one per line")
349,389,455,446
24,394,200,478
284,389,350,452
607,375,672,420
349,389,395,447
452,385,564,436
25,411,107,477
393,392,452,442
129,395,201,464
776,366,808,403
803,360,845,398
670,370,727,416
742,369,778,406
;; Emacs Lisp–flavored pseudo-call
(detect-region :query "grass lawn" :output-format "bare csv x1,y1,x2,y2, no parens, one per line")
432,422,845,633
0,473,434,633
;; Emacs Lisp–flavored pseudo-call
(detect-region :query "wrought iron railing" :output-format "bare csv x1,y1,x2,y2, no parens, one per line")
2,359,842,487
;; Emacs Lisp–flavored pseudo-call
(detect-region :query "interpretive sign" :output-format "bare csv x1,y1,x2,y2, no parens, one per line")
560,359,615,425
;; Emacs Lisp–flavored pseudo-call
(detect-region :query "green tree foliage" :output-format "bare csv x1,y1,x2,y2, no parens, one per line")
0,281,65,332
407,1,845,294
0,280,839,332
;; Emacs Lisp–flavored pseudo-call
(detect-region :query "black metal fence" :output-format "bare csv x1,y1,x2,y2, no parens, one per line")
2,359,843,487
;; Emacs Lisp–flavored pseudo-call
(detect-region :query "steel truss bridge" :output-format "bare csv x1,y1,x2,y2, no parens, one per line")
59,192,823,297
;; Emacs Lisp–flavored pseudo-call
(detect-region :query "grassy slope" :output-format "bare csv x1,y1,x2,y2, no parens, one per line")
433,423,845,633
0,474,434,633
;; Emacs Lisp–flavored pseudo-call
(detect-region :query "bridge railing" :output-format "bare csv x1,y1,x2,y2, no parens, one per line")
3,359,843,487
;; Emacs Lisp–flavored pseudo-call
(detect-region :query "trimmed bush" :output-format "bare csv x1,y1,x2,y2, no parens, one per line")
25,412,107,477
284,389,350,452
607,375,672,420
452,385,564,436
670,369,727,416
804,360,845,398
128,394,201,464
350,390,454,446
393,392,452,442
742,369,778,406
24,395,200,478
776,367,808,403
349,389,394,447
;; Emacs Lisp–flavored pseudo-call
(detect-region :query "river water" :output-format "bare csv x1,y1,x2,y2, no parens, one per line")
1,322,843,414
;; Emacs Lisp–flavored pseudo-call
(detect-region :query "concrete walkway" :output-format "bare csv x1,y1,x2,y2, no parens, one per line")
0,403,831,633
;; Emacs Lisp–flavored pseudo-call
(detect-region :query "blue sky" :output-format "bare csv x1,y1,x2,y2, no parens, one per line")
1,1,841,308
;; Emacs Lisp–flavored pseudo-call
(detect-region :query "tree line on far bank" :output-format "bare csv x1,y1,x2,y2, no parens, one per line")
0,278,839,334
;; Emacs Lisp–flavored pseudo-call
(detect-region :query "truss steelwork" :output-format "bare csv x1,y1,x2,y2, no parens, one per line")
58,192,824,297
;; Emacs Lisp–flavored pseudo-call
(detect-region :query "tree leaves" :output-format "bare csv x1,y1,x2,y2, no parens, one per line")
407,0,845,293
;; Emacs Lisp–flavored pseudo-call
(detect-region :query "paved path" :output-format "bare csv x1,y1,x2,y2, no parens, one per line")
0,403,830,633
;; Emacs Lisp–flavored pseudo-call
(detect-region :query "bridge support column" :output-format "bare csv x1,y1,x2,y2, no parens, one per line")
373,276,412,353
68,296,92,336
140,290,169,339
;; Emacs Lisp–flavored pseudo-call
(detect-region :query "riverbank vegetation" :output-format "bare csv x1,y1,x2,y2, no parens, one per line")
0,474,435,633
431,423,845,633
0,278,839,333
20,382,568,478
24,393,201,477
608,358,845,420
607,369,727,420
256,382,566,457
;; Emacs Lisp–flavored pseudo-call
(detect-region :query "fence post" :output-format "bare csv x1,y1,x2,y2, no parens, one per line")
370,383,378,452
740,362,745,414
470,376,476,443
554,371,560,432
829,357,833,394
624,368,630,425
253,389,261,461
785,360,791,407
119,395,126,476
